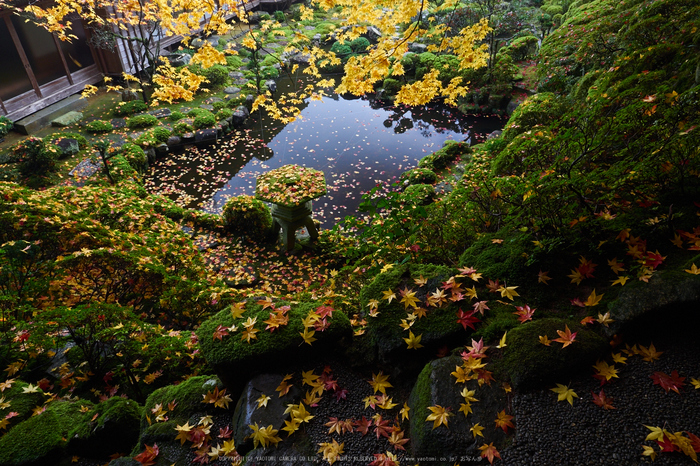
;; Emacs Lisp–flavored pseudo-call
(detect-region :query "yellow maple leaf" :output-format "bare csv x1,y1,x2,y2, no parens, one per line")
550,383,578,405
403,331,424,350
426,405,453,429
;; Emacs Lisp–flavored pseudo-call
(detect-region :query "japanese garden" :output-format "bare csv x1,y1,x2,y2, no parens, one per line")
0,0,699,464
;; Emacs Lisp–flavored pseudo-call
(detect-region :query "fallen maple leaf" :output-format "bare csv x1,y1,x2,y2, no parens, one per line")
369,372,393,394
494,410,514,432
651,370,686,394
134,444,159,466
479,442,501,464
550,383,578,405
591,389,615,409
553,325,577,348
426,405,452,429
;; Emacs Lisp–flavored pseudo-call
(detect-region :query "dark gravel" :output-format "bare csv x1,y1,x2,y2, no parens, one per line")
501,331,700,466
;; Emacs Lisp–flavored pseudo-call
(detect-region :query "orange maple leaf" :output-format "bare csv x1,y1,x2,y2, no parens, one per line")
479,442,501,464
553,325,577,348
494,410,514,432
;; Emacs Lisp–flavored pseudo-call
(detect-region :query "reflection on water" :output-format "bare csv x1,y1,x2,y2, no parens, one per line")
145,91,505,229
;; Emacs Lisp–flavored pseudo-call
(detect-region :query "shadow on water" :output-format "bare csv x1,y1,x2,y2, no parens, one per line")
145,75,505,229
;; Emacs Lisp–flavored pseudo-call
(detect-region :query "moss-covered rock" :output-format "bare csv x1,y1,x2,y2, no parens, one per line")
358,263,472,367
408,355,509,462
400,167,437,186
418,140,471,171
0,396,139,465
500,92,563,144
197,300,352,396
495,318,608,389
603,267,700,338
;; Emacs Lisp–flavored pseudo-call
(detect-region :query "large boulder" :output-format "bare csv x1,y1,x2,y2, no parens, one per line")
197,299,352,397
408,355,509,462
0,395,141,465
357,263,469,368
495,318,608,390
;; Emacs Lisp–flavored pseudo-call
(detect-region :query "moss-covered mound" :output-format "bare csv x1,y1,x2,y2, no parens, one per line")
408,355,509,460
495,318,608,389
358,263,472,366
0,397,141,465
197,299,352,395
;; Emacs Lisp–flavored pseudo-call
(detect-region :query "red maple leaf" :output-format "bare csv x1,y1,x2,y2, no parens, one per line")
134,444,159,466
354,416,372,436
456,309,481,330
513,305,535,323
212,325,228,341
651,370,685,394
315,305,334,318
373,415,392,439
591,390,615,409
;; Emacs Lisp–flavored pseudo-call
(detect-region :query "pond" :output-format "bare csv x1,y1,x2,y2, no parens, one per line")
144,86,505,229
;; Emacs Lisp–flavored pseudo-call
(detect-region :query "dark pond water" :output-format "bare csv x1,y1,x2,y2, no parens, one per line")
144,86,505,229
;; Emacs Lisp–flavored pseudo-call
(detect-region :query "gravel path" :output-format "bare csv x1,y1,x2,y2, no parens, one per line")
501,331,700,466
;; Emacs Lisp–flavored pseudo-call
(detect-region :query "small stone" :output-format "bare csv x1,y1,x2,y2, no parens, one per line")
51,111,83,127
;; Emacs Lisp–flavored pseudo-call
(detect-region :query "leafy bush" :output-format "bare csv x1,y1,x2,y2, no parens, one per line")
112,100,147,117
187,108,213,119
133,126,171,148
216,108,233,120
212,101,227,112
193,112,217,129
0,116,13,138
400,167,437,185
11,136,58,176
106,154,139,183
222,195,273,239
401,183,435,205
202,64,229,87
119,143,148,172
350,37,370,53
173,121,194,135
126,113,158,129
261,66,280,80
382,78,402,95
226,55,243,68
330,41,353,60
274,10,285,22
168,111,185,122
85,120,113,133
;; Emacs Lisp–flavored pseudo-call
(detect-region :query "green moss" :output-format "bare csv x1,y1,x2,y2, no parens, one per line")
126,114,158,129
0,380,47,426
458,232,533,285
418,140,470,170
407,361,432,449
500,93,563,143
0,400,93,465
399,167,437,186
495,317,608,389
401,183,435,206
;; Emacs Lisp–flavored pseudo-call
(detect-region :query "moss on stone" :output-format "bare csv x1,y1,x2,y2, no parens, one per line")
197,300,352,394
495,317,608,389
0,380,47,427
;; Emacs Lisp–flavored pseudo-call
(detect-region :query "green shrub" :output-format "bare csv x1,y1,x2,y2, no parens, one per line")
0,116,13,138
330,41,353,60
187,108,213,119
350,37,370,53
259,13,271,21
168,111,185,122
222,195,273,238
401,183,435,205
173,121,194,135
85,120,113,134
120,142,148,173
383,78,402,95
133,127,170,148
226,55,243,68
506,35,539,60
202,64,229,87
261,66,280,80
193,112,217,129
418,140,470,170
274,10,285,22
212,101,227,112
112,100,147,117
400,167,437,185
11,136,58,175
126,113,158,129
216,108,233,120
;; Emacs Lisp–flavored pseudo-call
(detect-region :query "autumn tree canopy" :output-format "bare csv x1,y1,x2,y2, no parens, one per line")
1,0,491,118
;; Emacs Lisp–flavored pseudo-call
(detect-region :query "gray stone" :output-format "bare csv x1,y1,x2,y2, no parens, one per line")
312,33,322,46
144,148,157,164
121,89,140,102
604,272,700,338
166,135,181,147
366,26,382,42
245,94,255,109
224,93,241,102
265,80,277,93
199,104,215,111
190,38,206,49
155,143,169,155
69,157,102,179
231,106,250,128
232,374,303,454
110,118,127,129
224,86,241,94
506,98,521,115
52,137,80,158
148,107,171,119
408,355,510,460
304,25,316,30
280,50,311,65
408,42,427,53
486,130,503,140
51,111,83,127
203,96,223,104
194,128,218,145
159,53,191,67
